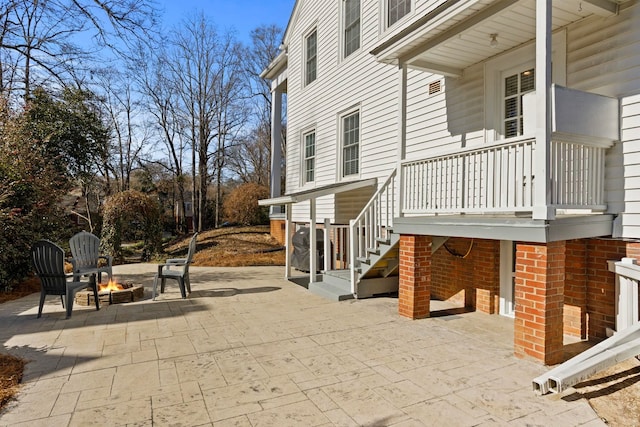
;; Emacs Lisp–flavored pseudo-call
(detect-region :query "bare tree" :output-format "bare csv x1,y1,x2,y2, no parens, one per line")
136,44,191,232
227,121,270,185
93,67,150,193
245,25,283,124
0,0,159,100
165,14,248,231
210,30,250,228
226,24,285,191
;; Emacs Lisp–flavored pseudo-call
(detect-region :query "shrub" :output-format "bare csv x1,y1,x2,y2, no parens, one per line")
0,97,70,290
102,190,163,261
223,183,270,226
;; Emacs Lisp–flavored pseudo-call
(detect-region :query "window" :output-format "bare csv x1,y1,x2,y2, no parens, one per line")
305,29,317,85
343,0,360,58
503,68,535,138
342,111,360,177
303,131,316,183
388,0,411,27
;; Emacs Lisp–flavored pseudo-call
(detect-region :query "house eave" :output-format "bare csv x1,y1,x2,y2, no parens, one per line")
392,214,615,243
259,178,378,206
260,50,288,80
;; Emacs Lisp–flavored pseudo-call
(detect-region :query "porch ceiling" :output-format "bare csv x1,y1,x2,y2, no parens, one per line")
372,0,618,76
392,214,615,243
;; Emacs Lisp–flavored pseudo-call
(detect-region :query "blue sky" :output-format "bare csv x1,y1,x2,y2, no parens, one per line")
157,0,296,43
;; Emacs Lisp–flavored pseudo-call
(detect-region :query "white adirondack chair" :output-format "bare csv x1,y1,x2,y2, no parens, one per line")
69,231,113,284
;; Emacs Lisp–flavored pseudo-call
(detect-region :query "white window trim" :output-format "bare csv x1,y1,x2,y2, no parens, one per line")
381,0,414,32
301,128,316,185
303,25,318,87
337,106,362,181
484,29,566,143
340,0,362,61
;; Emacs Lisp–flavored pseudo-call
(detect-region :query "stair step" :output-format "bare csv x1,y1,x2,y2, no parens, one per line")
309,277,354,301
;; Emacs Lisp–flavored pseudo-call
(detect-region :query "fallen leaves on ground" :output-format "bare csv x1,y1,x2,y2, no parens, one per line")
165,225,285,267
0,354,25,410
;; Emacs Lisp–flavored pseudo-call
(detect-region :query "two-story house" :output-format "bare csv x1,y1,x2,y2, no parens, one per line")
260,0,640,366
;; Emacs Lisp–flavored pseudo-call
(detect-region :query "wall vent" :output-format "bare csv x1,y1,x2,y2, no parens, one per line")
428,80,442,95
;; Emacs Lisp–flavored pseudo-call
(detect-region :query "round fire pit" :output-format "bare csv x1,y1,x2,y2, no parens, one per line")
75,280,144,306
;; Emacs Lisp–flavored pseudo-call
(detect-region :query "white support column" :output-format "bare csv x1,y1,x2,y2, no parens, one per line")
270,84,283,216
396,62,408,218
309,199,317,284
285,205,292,279
533,0,554,220
324,218,331,272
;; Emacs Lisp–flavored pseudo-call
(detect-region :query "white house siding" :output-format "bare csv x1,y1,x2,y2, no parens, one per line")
404,63,485,160
286,0,407,223
566,2,640,238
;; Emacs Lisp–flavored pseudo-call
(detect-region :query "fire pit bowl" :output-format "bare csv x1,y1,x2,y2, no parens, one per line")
75,280,144,306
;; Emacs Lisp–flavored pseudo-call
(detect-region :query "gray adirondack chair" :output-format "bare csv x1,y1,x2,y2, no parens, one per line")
69,231,113,283
31,240,100,318
153,233,198,300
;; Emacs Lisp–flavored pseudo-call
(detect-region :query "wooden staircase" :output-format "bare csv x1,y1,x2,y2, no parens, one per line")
308,170,401,301
309,233,400,300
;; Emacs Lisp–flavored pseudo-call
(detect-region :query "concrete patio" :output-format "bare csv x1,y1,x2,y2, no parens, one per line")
0,264,604,426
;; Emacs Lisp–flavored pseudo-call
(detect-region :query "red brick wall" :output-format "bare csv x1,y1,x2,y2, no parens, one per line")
564,240,587,339
270,219,286,246
431,238,499,314
474,239,501,314
399,235,432,319
514,241,565,365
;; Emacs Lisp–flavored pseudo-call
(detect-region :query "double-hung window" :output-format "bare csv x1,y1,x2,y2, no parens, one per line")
303,131,316,183
387,0,411,27
503,67,535,138
342,111,360,177
305,29,317,86
343,0,360,58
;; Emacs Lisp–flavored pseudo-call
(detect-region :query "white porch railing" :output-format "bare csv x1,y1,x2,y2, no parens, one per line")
401,137,608,215
349,169,397,294
322,221,350,272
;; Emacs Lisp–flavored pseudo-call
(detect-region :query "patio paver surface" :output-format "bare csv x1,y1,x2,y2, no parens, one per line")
0,264,604,426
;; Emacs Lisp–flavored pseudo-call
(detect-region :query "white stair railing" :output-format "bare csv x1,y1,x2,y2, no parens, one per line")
350,169,397,295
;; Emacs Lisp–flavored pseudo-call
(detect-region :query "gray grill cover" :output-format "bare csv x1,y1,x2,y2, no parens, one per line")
291,227,324,272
